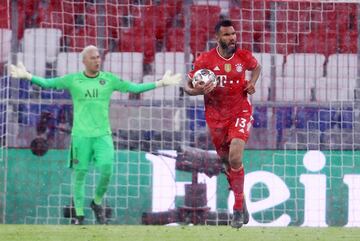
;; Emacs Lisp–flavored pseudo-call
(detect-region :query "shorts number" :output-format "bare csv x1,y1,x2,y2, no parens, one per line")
235,117,247,133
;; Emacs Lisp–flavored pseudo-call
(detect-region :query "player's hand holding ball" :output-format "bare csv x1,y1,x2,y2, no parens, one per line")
192,69,217,95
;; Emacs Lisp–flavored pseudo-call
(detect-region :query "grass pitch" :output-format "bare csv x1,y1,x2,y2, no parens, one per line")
0,225,359,241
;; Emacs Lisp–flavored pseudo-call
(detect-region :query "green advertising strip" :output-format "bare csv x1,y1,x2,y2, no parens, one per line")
1,149,359,225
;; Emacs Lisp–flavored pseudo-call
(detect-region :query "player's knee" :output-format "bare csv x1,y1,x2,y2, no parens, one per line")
229,156,243,169
228,149,243,169
100,164,113,178
229,139,245,168
74,169,87,182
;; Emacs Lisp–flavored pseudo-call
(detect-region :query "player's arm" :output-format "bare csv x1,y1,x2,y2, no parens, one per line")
184,76,215,96
183,53,215,96
244,63,261,95
115,70,182,93
9,62,67,89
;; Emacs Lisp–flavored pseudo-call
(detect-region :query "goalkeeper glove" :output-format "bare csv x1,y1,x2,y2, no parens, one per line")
155,70,181,88
9,62,32,80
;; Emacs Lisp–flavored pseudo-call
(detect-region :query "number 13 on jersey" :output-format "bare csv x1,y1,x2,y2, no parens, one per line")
235,116,253,133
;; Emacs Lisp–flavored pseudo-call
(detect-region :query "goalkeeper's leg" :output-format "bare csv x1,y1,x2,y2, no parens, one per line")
94,164,113,205
69,136,92,225
91,135,115,224
73,168,88,222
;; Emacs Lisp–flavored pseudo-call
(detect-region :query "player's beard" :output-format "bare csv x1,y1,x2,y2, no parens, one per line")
219,39,237,55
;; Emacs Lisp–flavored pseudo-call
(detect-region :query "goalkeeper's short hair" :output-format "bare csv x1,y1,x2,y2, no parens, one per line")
81,45,98,60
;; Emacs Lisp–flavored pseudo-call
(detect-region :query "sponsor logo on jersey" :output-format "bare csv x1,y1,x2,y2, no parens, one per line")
85,89,99,98
213,66,220,71
224,63,231,72
99,79,106,85
217,75,243,87
235,64,243,72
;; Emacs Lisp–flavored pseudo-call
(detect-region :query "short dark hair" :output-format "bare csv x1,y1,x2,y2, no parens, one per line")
215,19,233,33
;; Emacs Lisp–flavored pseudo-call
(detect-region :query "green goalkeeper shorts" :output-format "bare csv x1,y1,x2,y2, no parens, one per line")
68,135,114,170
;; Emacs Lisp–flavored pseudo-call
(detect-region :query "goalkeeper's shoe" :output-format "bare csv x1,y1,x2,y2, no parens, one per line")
90,200,108,224
72,216,85,225
231,210,244,229
243,198,249,225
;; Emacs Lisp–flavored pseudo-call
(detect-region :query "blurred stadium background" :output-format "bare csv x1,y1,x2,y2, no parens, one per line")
0,0,359,226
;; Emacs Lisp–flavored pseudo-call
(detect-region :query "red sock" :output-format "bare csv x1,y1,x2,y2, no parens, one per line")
227,167,244,211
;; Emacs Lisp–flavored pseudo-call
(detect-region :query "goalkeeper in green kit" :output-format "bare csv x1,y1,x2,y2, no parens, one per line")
9,45,181,225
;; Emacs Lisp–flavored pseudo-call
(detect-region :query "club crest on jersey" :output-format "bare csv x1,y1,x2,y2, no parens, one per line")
235,64,243,73
224,63,231,72
99,79,106,85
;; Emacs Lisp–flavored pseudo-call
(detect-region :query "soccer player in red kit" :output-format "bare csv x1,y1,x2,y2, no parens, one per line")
184,19,261,228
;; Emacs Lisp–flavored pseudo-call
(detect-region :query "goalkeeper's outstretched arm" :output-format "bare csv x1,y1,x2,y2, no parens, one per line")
9,62,65,89
123,70,182,94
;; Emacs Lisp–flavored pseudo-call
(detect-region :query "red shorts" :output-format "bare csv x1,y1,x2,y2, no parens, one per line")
208,113,253,158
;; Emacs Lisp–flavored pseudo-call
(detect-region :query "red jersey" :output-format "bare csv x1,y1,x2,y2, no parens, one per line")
188,47,258,128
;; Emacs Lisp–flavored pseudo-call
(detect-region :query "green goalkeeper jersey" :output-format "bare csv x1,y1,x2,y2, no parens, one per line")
31,71,156,137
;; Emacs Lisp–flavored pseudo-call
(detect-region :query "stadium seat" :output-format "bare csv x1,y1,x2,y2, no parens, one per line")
0,2,9,28
104,3,124,39
327,54,357,79
275,106,294,146
295,107,319,130
279,53,325,101
252,53,284,78
56,52,83,77
339,31,358,53
250,76,271,102
18,79,30,99
154,52,193,77
317,77,356,102
297,31,338,56
190,28,208,54
23,28,62,63
103,52,143,83
248,53,280,101
318,108,337,131
34,1,54,27
132,4,176,41
40,11,75,36
239,32,253,51
18,28,61,77
228,8,241,31
118,28,155,64
253,32,297,55
62,1,85,14
252,106,267,128
276,77,315,102
190,5,221,35
186,105,206,131
165,28,185,52
275,33,297,55
340,107,353,129
241,8,268,33
67,26,99,52
284,53,325,78
17,51,46,77
0,29,12,64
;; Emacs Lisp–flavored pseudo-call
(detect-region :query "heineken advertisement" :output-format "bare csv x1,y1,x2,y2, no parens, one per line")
1,149,359,226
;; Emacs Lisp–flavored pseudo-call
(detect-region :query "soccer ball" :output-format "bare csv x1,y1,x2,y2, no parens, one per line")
192,69,217,87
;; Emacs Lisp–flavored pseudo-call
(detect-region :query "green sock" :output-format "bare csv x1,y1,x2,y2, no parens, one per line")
73,169,87,216
94,164,113,205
